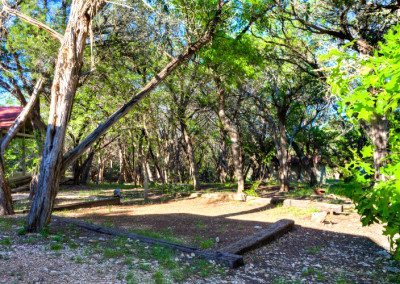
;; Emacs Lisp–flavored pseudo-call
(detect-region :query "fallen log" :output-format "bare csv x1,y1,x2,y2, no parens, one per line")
9,175,32,188
283,199,343,213
221,219,295,255
12,184,30,193
18,197,122,213
54,217,244,268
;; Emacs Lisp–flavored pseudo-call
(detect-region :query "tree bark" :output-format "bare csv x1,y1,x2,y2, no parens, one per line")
0,158,13,215
275,119,290,192
216,83,245,194
364,115,389,181
0,78,44,215
27,0,105,232
292,141,318,187
218,128,229,183
181,121,200,190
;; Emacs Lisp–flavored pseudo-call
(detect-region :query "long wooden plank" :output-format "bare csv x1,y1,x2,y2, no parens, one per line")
53,197,121,211
9,175,32,188
12,184,30,193
54,217,244,268
221,219,295,255
17,197,122,214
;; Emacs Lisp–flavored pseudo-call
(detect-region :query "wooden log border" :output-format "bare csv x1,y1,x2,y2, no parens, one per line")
54,216,244,268
17,197,122,214
221,219,295,255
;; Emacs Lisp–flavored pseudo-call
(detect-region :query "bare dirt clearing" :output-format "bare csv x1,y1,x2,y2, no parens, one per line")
2,188,400,283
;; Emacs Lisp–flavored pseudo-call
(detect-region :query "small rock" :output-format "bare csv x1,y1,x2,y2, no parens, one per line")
314,263,322,268
215,237,220,243
385,266,400,273
49,270,58,276
190,253,195,257
254,225,262,229
376,250,391,259
311,211,328,223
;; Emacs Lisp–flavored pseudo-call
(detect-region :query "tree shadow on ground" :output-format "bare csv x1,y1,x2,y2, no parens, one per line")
61,206,400,283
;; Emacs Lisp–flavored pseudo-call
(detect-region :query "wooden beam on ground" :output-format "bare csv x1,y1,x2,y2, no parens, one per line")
54,217,244,268
220,219,295,255
12,184,30,193
283,199,343,213
53,197,121,211
9,175,32,188
17,197,122,213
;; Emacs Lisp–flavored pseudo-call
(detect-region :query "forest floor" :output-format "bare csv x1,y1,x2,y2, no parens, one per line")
2,186,400,283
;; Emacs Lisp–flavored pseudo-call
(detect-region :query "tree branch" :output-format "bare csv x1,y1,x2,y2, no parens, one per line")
0,78,44,157
1,0,63,42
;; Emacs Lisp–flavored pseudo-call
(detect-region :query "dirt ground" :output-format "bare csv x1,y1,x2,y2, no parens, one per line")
2,189,400,283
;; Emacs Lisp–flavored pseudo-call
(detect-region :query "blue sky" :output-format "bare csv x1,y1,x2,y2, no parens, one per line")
0,94,18,106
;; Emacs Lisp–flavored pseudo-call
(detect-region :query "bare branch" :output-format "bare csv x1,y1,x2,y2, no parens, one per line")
1,1,63,42
0,78,45,157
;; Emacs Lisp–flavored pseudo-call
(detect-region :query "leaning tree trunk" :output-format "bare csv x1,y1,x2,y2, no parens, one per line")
27,0,105,232
181,121,200,190
217,85,245,194
275,120,290,192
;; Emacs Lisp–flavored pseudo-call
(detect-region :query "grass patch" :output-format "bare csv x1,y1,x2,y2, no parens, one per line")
129,227,184,244
270,204,319,217
195,220,206,230
0,237,12,246
153,270,166,284
126,271,138,284
0,218,13,231
306,245,322,255
194,236,215,249
49,243,63,251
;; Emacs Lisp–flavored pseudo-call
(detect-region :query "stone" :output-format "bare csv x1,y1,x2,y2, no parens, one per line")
376,250,392,259
385,266,400,273
233,193,247,202
311,211,328,223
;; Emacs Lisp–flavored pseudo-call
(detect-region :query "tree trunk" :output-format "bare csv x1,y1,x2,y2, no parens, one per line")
97,156,105,184
79,151,94,184
217,83,244,194
139,137,149,200
0,78,44,214
292,141,318,187
0,157,13,215
275,120,290,192
181,121,200,190
218,128,228,183
27,0,104,232
365,115,389,181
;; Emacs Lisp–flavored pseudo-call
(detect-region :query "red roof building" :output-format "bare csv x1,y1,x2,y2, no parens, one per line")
0,106,23,130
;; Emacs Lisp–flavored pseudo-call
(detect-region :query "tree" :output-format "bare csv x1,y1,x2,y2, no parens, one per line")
0,78,44,215
25,0,228,231
326,25,400,259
